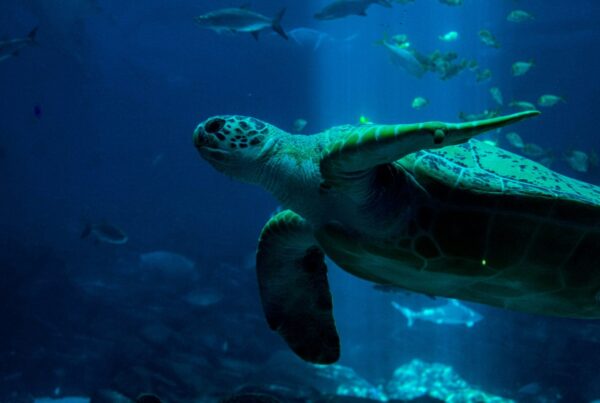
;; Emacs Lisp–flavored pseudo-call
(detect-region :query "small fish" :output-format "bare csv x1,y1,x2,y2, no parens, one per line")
293,118,308,133
194,6,287,40
459,109,499,122
392,299,483,327
359,115,374,125
478,30,500,49
81,222,128,245
521,143,549,158
512,60,534,77
490,87,503,106
475,68,492,83
467,59,479,71
505,132,525,149
539,156,555,167
315,0,392,21
377,35,426,78
411,96,429,110
537,94,565,107
507,10,534,23
439,0,463,6
184,289,223,307
390,34,410,47
482,139,498,147
564,150,590,173
139,251,197,277
509,100,537,111
438,31,459,42
288,28,334,50
0,27,38,64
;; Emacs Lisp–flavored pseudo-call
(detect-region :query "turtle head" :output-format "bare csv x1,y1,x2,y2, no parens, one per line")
194,115,279,182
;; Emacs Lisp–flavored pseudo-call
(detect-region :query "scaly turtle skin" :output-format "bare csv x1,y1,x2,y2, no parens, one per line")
193,111,600,364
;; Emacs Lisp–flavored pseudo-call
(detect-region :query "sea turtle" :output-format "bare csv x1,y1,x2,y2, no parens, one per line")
193,111,600,364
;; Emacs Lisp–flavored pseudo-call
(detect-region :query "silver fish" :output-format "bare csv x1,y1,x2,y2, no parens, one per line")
392,299,483,327
194,6,287,40
379,40,426,78
81,222,128,245
505,132,525,149
139,251,198,280
564,150,590,173
293,118,308,133
0,27,38,63
315,0,392,21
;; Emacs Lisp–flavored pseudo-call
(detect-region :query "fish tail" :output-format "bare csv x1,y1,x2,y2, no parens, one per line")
391,302,414,327
271,8,287,40
81,223,92,239
28,26,39,43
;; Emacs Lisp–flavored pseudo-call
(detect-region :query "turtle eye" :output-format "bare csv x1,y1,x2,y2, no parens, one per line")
206,118,225,134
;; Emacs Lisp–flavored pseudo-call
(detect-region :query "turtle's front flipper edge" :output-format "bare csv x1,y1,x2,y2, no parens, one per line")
320,110,540,191
256,210,340,364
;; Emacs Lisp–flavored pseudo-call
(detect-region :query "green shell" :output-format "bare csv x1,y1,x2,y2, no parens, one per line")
317,140,600,319
399,139,600,206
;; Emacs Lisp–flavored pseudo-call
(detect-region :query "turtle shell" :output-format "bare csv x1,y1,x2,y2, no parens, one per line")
316,140,600,319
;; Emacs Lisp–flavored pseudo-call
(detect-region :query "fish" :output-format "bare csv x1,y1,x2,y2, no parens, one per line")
490,87,503,106
0,27,38,64
505,132,525,149
377,36,426,78
183,289,223,307
564,150,590,173
411,96,429,110
288,28,334,50
467,59,479,71
521,143,550,159
391,299,483,327
475,68,492,83
139,251,197,280
359,115,374,125
507,9,534,23
512,60,534,77
537,94,565,107
194,6,287,40
293,118,308,133
314,0,392,21
478,29,500,48
509,100,537,111
438,31,459,42
81,222,128,245
458,109,499,122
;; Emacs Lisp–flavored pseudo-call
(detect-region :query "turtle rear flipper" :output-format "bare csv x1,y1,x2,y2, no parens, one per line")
320,111,540,193
257,210,340,364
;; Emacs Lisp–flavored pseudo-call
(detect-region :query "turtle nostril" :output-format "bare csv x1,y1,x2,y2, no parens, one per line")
206,118,225,134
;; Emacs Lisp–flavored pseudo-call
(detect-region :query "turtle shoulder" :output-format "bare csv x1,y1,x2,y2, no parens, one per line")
396,139,600,208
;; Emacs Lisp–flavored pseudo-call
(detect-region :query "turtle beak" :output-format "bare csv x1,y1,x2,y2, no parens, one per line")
193,125,208,148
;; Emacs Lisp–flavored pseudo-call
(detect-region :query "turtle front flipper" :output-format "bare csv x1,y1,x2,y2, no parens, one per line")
256,210,340,364
320,111,540,191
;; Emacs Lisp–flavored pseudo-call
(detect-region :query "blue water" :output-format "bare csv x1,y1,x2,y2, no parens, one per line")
1,1,599,402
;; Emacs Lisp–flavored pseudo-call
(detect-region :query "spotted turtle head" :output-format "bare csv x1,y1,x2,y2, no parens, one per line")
194,115,278,180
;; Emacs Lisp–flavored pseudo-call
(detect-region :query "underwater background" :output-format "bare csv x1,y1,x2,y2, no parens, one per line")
1,0,599,402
